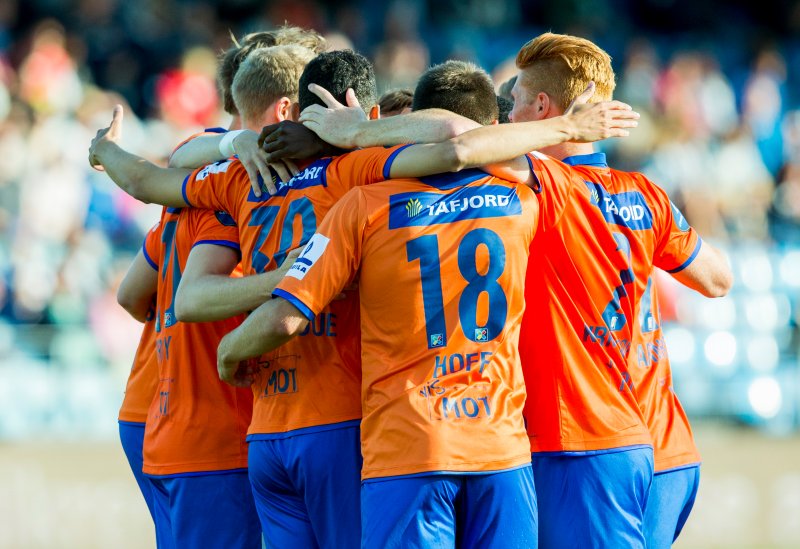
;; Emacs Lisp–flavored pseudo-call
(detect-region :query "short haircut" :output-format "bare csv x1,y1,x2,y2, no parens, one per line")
412,61,499,125
515,32,615,110
379,89,413,115
232,45,315,123
496,95,513,124
218,26,326,115
298,50,377,112
498,75,516,101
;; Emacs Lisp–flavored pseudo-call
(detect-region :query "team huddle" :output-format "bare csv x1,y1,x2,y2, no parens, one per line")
90,25,733,549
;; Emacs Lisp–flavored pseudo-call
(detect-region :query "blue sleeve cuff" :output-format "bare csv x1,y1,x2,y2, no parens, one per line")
272,288,316,321
666,238,702,274
142,239,158,271
181,174,193,207
382,144,415,180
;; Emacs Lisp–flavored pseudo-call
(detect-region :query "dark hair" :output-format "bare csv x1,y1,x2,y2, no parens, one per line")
496,95,513,124
378,89,413,114
412,61,499,125
298,50,377,112
498,75,517,101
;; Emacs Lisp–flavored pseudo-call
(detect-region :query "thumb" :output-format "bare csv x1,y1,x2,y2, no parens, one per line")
345,88,361,109
110,104,124,138
566,82,595,113
308,83,342,109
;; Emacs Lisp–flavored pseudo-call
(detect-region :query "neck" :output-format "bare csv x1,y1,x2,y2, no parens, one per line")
538,141,595,161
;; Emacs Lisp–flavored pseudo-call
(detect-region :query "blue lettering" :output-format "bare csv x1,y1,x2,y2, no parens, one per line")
480,352,492,373
442,397,460,419
466,353,479,372
433,356,447,378
462,397,479,418
449,353,464,374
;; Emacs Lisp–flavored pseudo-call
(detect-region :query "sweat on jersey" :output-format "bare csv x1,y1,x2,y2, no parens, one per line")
275,169,540,480
180,145,407,437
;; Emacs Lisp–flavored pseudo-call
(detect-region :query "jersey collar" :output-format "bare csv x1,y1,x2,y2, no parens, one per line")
561,152,608,168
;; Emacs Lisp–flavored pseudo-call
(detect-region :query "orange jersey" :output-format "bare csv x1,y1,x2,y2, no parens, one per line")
181,146,406,436
276,169,539,480
564,154,701,470
142,206,252,476
118,222,162,423
520,151,700,454
632,276,701,471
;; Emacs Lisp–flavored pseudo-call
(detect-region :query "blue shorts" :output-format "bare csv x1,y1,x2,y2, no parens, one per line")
247,421,362,549
643,465,700,548
532,446,654,549
118,421,155,521
361,465,537,549
147,471,261,549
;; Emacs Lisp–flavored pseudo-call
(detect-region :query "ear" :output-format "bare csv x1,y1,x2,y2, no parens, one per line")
369,105,380,120
491,119,499,125
274,97,293,122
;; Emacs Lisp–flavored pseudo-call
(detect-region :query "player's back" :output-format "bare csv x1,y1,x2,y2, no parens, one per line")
351,169,538,479
521,155,653,453
143,206,252,476
182,146,406,436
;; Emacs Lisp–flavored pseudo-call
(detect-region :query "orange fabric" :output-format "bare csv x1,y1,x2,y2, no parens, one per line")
631,279,701,471
181,146,405,435
142,207,251,476
118,223,161,423
276,172,537,479
520,153,700,455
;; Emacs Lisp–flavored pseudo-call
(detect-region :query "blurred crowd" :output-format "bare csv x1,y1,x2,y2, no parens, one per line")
1,0,800,436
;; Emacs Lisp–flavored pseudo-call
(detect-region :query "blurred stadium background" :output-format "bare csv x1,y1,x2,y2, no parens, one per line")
0,0,799,547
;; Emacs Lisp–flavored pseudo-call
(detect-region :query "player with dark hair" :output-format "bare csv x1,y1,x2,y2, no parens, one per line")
412,60,499,125
378,88,413,117
497,95,514,123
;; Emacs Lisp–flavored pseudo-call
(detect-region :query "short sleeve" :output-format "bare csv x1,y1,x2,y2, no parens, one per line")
525,152,580,232
168,128,227,160
274,189,366,319
652,193,701,273
191,209,241,255
324,145,410,194
181,159,245,215
142,221,162,271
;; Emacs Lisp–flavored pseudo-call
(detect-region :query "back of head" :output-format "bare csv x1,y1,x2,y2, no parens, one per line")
496,95,513,124
217,26,326,115
515,32,615,111
379,88,413,116
412,60,499,125
298,50,377,112
232,45,315,123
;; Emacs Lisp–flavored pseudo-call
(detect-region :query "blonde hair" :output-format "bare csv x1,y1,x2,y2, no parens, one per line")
515,32,615,110
218,25,326,115
231,45,315,123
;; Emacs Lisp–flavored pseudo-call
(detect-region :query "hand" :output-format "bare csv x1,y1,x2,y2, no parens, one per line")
563,82,639,142
279,247,302,273
298,84,367,148
217,345,257,387
259,120,329,171
88,105,124,171
231,130,298,197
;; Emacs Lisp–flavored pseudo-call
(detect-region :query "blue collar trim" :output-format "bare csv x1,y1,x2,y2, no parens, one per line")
562,152,608,168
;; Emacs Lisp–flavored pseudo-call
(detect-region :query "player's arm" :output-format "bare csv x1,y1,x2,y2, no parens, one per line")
88,106,190,207
117,249,158,322
298,85,480,150
175,248,300,322
168,130,289,197
217,297,309,386
669,241,733,298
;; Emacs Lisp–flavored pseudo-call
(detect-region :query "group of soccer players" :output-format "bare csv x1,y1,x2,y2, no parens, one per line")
91,24,733,549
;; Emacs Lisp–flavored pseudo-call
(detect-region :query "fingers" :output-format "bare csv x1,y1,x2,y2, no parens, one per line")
344,88,361,109
242,162,264,198
252,155,275,196
574,82,596,106
258,123,279,148
308,83,342,109
270,161,292,185
282,158,300,177
110,104,124,138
